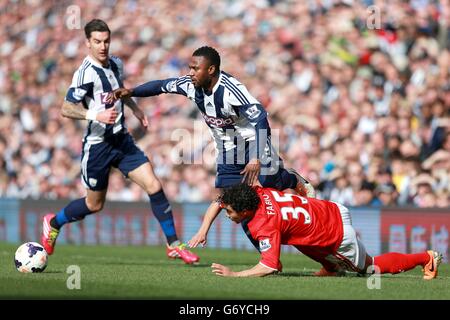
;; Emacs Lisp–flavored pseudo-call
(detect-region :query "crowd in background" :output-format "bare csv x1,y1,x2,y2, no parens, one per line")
0,0,449,207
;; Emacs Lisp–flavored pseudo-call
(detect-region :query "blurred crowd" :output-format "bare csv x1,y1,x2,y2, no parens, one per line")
0,0,449,207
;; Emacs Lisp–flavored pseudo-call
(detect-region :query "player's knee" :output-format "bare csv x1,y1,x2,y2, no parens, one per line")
85,199,104,213
144,178,162,194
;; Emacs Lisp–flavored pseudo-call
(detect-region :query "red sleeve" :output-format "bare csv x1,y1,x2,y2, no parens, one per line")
256,224,282,271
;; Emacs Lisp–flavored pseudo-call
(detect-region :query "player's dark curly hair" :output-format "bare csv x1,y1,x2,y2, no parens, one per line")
218,184,260,213
85,19,110,39
193,46,221,75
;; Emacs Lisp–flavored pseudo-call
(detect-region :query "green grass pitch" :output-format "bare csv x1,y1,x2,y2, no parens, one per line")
1,242,448,300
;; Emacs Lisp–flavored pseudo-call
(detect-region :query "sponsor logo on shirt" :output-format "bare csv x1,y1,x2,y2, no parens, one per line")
259,238,271,252
202,114,234,128
100,92,110,104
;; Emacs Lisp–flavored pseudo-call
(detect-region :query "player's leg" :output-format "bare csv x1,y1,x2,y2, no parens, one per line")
258,166,315,197
367,251,442,280
127,162,199,264
294,245,345,276
41,142,112,255
284,168,315,197
327,203,368,274
41,191,107,255
257,153,315,197
335,204,443,279
127,162,176,244
119,134,198,263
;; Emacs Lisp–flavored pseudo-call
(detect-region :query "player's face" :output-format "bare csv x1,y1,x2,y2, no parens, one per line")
223,205,243,223
86,31,110,66
223,205,252,224
189,56,215,89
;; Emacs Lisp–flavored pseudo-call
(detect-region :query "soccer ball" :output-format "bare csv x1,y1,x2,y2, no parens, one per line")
14,242,48,273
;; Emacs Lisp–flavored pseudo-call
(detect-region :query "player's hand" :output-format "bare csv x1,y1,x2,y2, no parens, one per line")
240,158,261,186
188,232,207,248
106,88,132,103
211,263,234,277
132,107,149,130
96,108,118,124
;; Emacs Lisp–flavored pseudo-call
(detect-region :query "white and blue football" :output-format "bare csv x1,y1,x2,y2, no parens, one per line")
14,242,48,273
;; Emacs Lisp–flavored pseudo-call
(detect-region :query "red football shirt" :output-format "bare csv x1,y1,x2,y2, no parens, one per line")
246,187,344,271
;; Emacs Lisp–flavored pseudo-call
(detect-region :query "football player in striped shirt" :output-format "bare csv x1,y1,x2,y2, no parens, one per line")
41,19,199,264
110,46,315,248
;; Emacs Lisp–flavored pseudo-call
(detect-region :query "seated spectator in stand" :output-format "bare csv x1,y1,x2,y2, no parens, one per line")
355,181,382,207
376,183,398,206
410,174,437,208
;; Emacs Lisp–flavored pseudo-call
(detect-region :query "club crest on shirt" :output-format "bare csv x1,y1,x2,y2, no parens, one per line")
259,238,271,252
89,178,97,187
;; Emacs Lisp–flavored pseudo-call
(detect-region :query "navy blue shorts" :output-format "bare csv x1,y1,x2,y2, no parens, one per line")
215,162,287,189
80,133,148,191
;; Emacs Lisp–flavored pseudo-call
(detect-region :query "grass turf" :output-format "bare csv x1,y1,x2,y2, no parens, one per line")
1,242,448,300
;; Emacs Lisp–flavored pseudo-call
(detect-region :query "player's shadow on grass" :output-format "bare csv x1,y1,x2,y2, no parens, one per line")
277,271,316,277
277,271,366,278
109,260,211,268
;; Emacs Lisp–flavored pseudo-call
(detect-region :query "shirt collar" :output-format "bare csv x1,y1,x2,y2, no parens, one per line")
86,55,109,68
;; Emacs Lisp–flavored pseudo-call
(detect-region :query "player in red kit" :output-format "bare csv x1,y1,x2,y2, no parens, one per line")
211,184,442,279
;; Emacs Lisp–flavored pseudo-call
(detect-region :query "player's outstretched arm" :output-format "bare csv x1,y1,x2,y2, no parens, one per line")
211,262,275,277
109,80,174,103
109,77,188,104
188,201,222,248
110,88,133,101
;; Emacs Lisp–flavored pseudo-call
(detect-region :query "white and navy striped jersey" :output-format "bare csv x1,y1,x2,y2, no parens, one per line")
65,55,126,144
158,71,275,165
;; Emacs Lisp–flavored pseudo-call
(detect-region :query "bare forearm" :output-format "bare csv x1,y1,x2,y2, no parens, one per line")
123,96,138,112
199,201,222,233
212,262,276,277
61,100,87,120
233,264,275,277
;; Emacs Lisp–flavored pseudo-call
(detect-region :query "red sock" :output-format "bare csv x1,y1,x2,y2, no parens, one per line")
373,252,429,274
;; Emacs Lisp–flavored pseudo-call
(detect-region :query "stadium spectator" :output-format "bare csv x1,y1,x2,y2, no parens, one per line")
376,182,399,206
211,184,442,278
355,180,382,206
0,0,449,206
